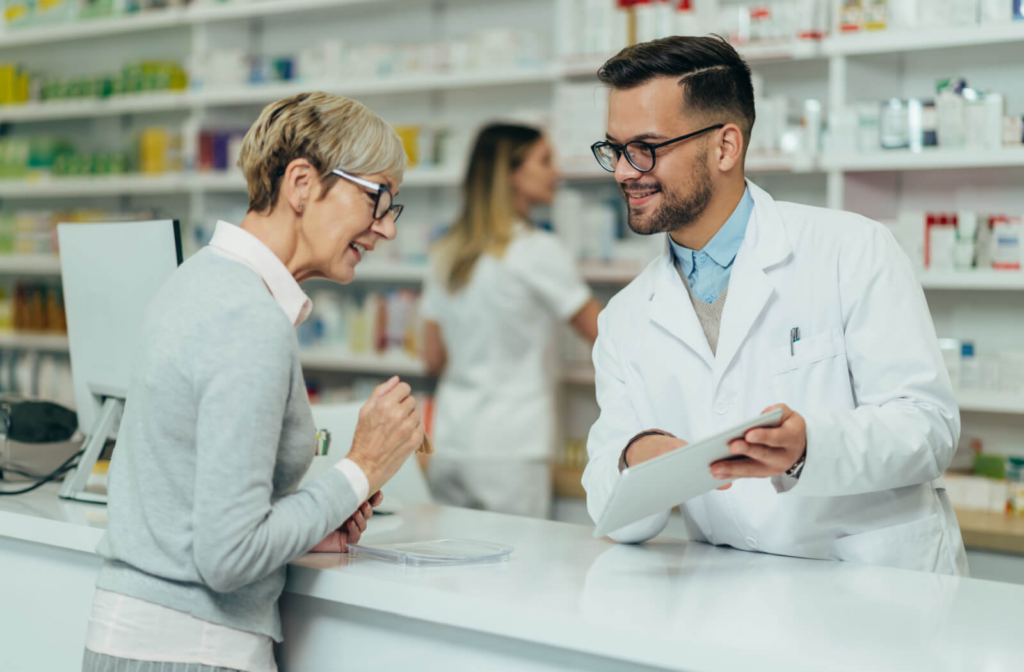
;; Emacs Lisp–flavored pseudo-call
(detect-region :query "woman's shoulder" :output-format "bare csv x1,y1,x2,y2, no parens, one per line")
167,250,294,334
505,224,571,266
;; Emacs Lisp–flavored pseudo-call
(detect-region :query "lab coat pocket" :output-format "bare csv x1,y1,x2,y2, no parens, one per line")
833,514,945,573
770,329,845,374
769,329,851,409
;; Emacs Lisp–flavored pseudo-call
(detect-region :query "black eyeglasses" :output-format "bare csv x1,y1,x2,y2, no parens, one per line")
591,124,725,173
332,169,404,223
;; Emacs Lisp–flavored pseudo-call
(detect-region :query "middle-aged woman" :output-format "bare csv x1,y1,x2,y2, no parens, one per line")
420,123,601,519
81,92,423,672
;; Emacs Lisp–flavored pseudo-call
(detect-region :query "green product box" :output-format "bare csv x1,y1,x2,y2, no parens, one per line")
974,453,1007,480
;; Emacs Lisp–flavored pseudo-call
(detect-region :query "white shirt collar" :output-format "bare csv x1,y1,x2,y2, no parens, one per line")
208,221,313,327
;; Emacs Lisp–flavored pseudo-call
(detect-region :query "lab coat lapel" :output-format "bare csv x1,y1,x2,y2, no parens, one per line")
713,181,793,387
648,241,715,370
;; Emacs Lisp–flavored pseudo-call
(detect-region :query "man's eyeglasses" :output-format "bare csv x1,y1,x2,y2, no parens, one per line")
332,169,404,223
590,124,725,173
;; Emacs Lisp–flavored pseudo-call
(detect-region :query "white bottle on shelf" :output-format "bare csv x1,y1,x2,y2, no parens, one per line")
960,342,980,390
654,0,676,38
674,0,702,36
636,0,659,44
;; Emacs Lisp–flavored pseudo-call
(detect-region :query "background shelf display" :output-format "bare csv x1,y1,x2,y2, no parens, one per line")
299,348,427,376
0,254,62,276
0,332,70,351
0,1,1022,552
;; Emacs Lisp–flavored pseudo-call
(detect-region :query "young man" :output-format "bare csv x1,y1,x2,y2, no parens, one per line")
583,36,967,575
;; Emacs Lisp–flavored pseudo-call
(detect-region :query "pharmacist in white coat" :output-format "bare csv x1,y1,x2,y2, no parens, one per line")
584,36,968,575
423,124,600,519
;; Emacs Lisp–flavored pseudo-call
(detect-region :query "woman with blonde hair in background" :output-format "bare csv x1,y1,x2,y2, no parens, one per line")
421,123,600,519
82,92,423,672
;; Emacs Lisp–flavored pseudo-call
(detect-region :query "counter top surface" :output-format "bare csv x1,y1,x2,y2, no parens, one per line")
2,484,1022,672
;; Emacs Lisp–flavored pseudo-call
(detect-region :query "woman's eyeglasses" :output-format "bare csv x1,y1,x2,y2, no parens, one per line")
332,169,404,223
590,124,725,173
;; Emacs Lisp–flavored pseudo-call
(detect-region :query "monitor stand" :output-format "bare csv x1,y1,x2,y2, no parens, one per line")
58,396,123,504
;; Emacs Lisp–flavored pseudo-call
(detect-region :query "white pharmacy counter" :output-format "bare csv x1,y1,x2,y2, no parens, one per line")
2,483,1023,672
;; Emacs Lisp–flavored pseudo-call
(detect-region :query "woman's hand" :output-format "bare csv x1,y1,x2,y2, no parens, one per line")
347,377,424,495
310,491,384,553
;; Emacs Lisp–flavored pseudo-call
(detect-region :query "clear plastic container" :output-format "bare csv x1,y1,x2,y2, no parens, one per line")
348,539,513,567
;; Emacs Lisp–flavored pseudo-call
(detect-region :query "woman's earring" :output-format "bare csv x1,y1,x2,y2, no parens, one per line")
298,203,304,212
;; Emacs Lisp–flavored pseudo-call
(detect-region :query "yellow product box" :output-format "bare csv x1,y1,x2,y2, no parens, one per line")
393,125,420,167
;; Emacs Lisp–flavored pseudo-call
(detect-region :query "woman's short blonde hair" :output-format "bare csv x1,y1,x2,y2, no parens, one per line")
238,92,407,213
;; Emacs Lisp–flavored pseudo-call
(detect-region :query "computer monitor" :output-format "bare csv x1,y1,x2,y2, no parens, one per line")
57,220,182,502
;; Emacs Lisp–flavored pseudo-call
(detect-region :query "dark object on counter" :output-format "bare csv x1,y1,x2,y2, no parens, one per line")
1,397,78,444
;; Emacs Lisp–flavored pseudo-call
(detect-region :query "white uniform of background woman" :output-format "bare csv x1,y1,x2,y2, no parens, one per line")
422,124,601,519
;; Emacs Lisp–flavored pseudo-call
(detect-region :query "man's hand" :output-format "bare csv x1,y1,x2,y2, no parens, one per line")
309,491,385,553
711,404,807,486
625,434,688,467
628,434,732,491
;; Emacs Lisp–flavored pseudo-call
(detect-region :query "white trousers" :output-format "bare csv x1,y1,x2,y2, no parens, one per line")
428,459,552,519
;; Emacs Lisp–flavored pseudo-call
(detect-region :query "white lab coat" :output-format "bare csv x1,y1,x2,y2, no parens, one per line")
423,224,592,517
584,181,969,576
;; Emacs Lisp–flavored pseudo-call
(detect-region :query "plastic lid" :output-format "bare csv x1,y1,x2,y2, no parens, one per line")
349,539,514,567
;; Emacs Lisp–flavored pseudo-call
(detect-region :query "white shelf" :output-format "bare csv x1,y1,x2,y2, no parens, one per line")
0,173,192,198
957,390,1024,415
0,68,558,123
0,332,70,351
196,67,560,107
0,0,388,49
0,8,187,48
0,92,191,123
918,271,1024,291
0,165,465,198
823,22,1024,57
735,40,822,62
300,348,427,376
0,254,62,275
821,147,1024,172
187,0,382,23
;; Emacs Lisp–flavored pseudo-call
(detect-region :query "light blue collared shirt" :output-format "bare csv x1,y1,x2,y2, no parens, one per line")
669,188,754,304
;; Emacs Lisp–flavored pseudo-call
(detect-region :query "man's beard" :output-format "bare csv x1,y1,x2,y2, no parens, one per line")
623,154,714,235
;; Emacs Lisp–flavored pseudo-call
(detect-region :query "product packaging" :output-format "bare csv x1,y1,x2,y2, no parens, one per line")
635,0,659,44
960,342,979,389
935,79,966,148
926,214,957,270
950,0,979,24
839,0,865,31
674,0,701,36
983,93,1006,149
864,0,889,29
856,102,882,152
980,0,1013,22
954,210,978,269
880,99,910,149
963,89,989,149
938,338,962,388
1003,115,1024,146
990,216,1022,270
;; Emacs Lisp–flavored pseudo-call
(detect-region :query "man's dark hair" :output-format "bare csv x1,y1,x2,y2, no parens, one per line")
598,36,756,154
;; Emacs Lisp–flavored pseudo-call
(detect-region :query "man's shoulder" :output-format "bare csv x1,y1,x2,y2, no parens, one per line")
602,256,662,328
774,200,892,253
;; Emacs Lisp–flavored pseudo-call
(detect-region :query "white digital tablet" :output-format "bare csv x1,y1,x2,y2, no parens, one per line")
593,408,784,539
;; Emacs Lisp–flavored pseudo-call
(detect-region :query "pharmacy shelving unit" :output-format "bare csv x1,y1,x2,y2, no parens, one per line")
0,254,62,276
0,332,70,352
298,348,427,377
2,1,1024,463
